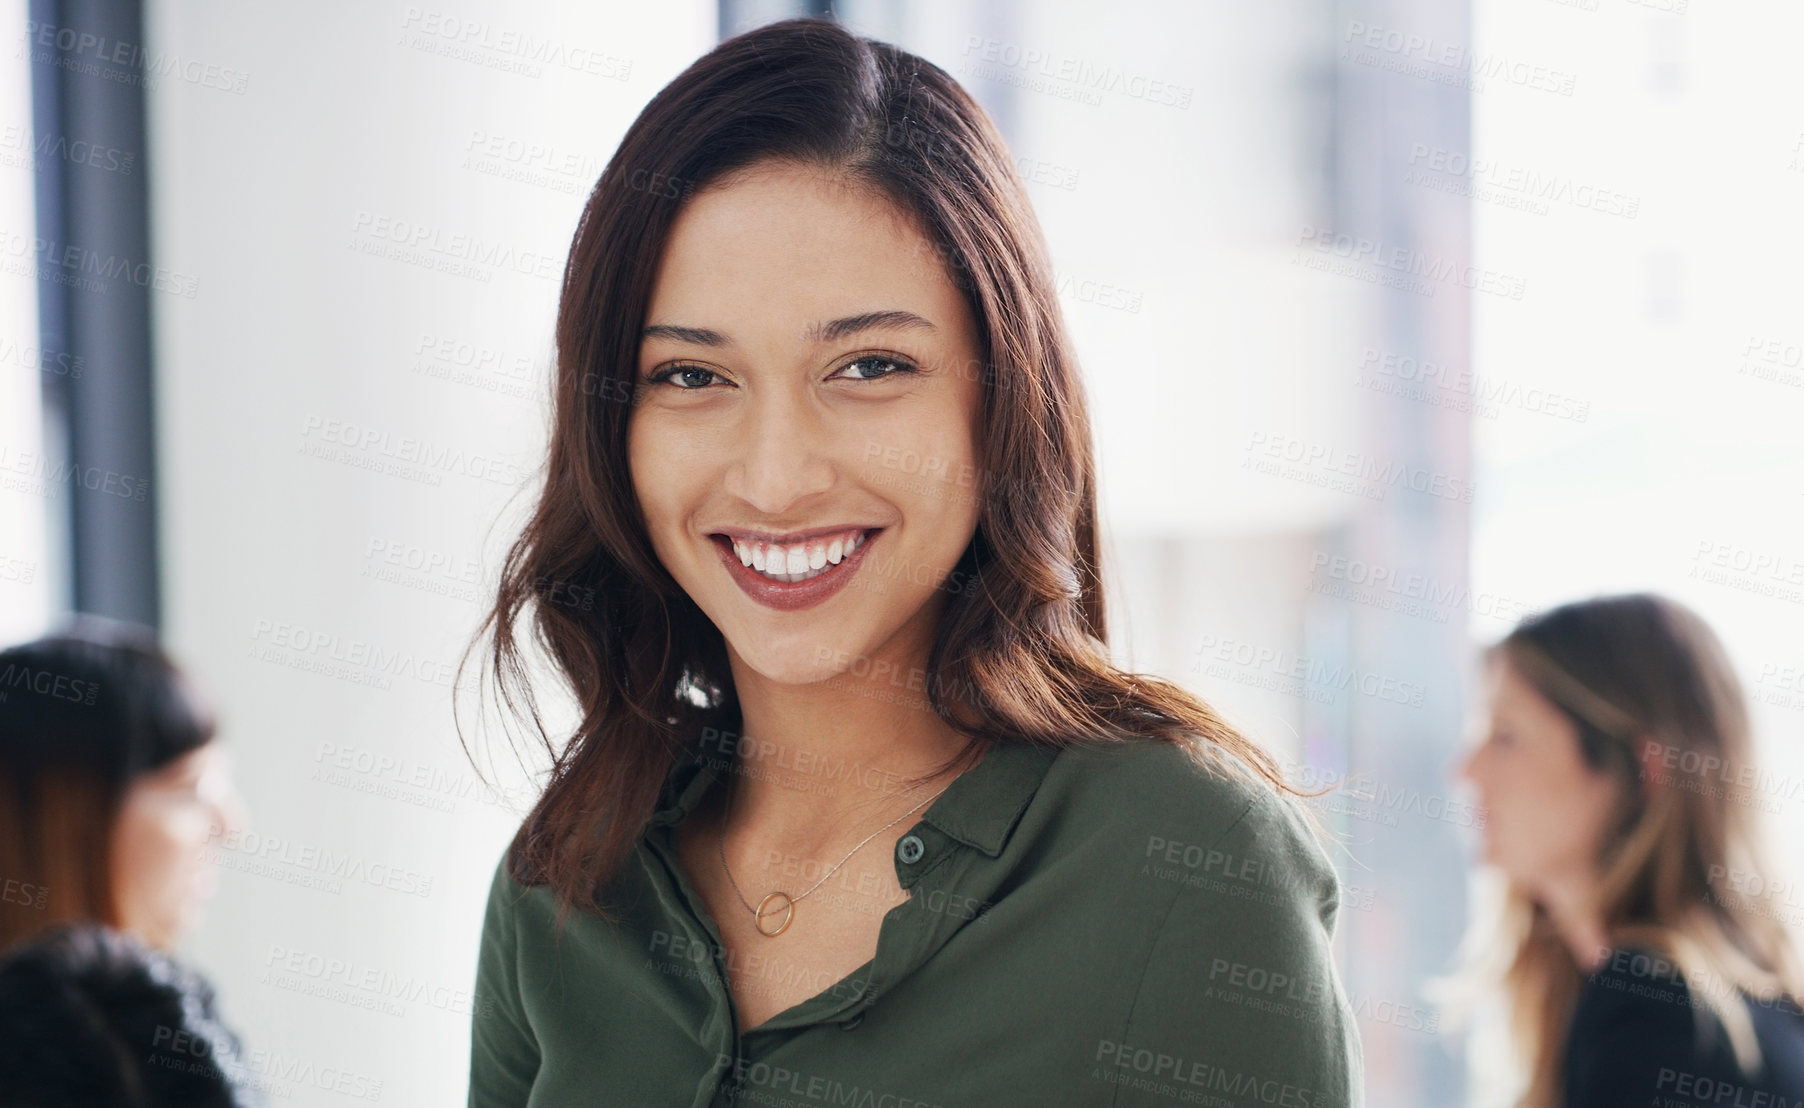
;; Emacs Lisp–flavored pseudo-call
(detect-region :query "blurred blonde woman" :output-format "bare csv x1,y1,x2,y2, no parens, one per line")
1448,592,1804,1107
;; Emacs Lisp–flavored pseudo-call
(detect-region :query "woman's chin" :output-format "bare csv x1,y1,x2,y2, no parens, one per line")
725,632,879,685
759,659,864,690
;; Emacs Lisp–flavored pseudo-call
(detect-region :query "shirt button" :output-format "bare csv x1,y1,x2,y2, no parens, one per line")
897,834,925,864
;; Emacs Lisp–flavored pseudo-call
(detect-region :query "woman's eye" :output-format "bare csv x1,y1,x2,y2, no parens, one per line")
646,356,916,390
648,365,722,390
836,355,916,381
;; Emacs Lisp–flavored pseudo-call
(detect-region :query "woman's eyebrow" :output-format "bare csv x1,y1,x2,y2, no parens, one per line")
640,309,937,348
805,310,937,344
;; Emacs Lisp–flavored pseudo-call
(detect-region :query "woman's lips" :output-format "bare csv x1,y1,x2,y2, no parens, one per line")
712,528,881,612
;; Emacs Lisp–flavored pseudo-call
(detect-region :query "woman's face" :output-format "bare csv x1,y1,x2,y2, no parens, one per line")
1457,656,1624,894
628,159,986,686
110,741,246,950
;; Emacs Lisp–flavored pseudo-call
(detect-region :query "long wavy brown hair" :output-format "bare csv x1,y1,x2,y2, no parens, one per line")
1441,593,1804,1107
459,16,1308,932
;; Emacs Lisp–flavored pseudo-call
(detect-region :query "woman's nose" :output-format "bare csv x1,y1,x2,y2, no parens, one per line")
725,386,837,513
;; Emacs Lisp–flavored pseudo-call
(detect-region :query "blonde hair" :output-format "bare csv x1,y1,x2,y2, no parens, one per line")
1436,593,1804,1107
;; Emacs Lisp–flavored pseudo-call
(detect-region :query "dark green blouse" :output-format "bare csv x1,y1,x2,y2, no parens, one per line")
468,735,1365,1107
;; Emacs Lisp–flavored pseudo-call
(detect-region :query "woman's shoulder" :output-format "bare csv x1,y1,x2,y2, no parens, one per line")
1565,945,1804,1099
479,840,556,931
0,921,259,1105
1569,946,1699,1036
1053,730,1309,819
1568,945,1794,1028
1051,737,1364,1103
1046,732,1334,894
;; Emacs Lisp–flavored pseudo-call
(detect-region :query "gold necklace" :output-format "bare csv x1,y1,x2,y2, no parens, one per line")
716,774,950,937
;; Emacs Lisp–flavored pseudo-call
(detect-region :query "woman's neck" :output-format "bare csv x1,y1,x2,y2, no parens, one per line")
1538,872,1611,973
714,657,980,857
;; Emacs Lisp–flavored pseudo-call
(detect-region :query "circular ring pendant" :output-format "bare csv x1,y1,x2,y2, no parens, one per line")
754,891,795,937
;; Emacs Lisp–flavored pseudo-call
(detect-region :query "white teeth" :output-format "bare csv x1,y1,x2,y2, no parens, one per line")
729,529,869,583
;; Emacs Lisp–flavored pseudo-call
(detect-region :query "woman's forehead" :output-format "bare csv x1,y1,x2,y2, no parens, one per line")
660,170,942,278
645,172,970,351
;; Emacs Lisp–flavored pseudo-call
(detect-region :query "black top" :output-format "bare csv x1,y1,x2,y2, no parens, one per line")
0,920,264,1107
1563,946,1804,1107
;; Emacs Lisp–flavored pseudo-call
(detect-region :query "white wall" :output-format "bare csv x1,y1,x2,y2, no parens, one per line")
146,3,712,1101
0,0,54,644
1471,0,1804,961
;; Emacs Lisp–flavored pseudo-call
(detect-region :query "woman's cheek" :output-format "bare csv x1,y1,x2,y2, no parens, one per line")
177,801,219,853
1479,782,1519,868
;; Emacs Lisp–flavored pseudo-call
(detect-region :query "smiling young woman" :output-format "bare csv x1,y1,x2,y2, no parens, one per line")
462,17,1363,1108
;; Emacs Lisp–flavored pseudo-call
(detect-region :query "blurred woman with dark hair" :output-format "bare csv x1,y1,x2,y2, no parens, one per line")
0,616,257,1105
0,615,247,952
1447,593,1804,1106
463,15,1361,1107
